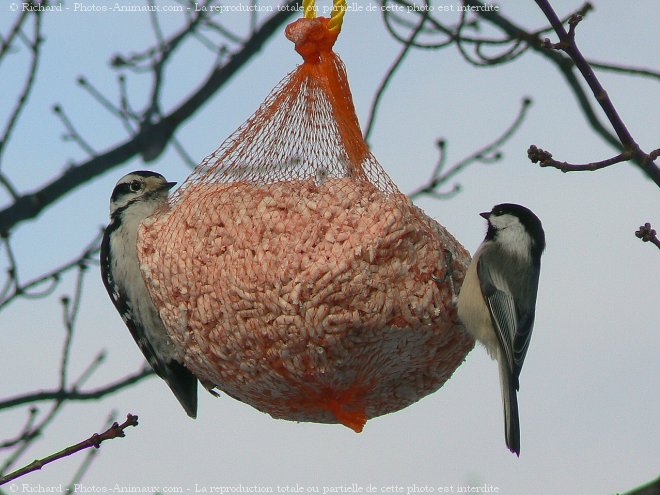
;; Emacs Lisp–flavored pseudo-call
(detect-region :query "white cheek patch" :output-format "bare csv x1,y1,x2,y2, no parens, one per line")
489,213,517,230
490,214,532,261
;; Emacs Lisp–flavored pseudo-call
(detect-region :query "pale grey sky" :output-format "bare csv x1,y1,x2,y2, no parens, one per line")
1,1,658,494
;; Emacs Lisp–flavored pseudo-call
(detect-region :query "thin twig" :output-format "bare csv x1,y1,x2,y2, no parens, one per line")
527,145,634,172
0,2,300,235
0,12,43,164
387,0,650,181
364,2,430,141
384,0,591,56
0,366,154,411
455,0,528,67
171,135,199,169
58,261,88,389
0,414,138,486
588,60,660,82
463,0,642,174
249,0,259,35
408,97,532,200
199,13,245,45
0,236,19,302
117,74,138,132
64,411,118,494
74,352,108,389
0,230,101,310
112,0,214,71
0,354,124,473
532,0,659,186
0,340,114,474
0,408,38,450
76,77,126,125
144,0,168,125
52,104,97,156
0,10,30,60
383,1,456,50
0,174,20,200
1,400,65,475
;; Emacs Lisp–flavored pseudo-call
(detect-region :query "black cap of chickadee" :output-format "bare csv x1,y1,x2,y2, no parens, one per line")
457,203,545,456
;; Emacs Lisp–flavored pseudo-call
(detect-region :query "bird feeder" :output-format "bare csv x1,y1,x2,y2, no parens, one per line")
137,0,473,432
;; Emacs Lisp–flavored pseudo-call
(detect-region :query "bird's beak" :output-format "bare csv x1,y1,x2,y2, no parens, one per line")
165,181,177,191
479,211,490,219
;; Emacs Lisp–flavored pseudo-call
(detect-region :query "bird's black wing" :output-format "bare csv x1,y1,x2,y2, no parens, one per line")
100,226,198,418
477,249,538,387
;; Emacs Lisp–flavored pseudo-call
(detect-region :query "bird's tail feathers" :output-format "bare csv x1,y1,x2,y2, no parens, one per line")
498,356,520,456
163,360,199,419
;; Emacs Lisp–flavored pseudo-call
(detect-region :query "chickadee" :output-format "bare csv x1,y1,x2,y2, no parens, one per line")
457,203,545,456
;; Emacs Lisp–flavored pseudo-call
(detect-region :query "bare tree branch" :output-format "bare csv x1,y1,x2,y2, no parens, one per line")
0,366,154,411
0,7,306,478
463,2,616,145
63,411,118,493
531,1,659,186
364,2,431,142
0,414,138,486
58,259,89,390
454,0,658,186
0,408,37,450
0,10,30,60
0,3,656,487
0,11,43,171
0,230,101,310
381,1,658,185
53,103,97,159
0,2,300,236
527,145,635,172
624,476,660,495
408,97,532,200
588,59,660,82
0,353,147,476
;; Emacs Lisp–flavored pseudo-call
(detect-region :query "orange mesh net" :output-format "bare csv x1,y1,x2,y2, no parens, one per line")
137,8,473,431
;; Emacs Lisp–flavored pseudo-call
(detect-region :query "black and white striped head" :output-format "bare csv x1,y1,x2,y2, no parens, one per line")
481,203,545,262
109,171,176,219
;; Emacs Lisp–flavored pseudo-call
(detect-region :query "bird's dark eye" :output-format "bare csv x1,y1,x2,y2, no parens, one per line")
130,180,142,192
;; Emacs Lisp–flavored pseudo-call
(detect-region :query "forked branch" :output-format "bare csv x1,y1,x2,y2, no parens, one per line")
531,0,659,186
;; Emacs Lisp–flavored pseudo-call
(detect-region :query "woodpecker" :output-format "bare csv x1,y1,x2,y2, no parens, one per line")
100,170,199,418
